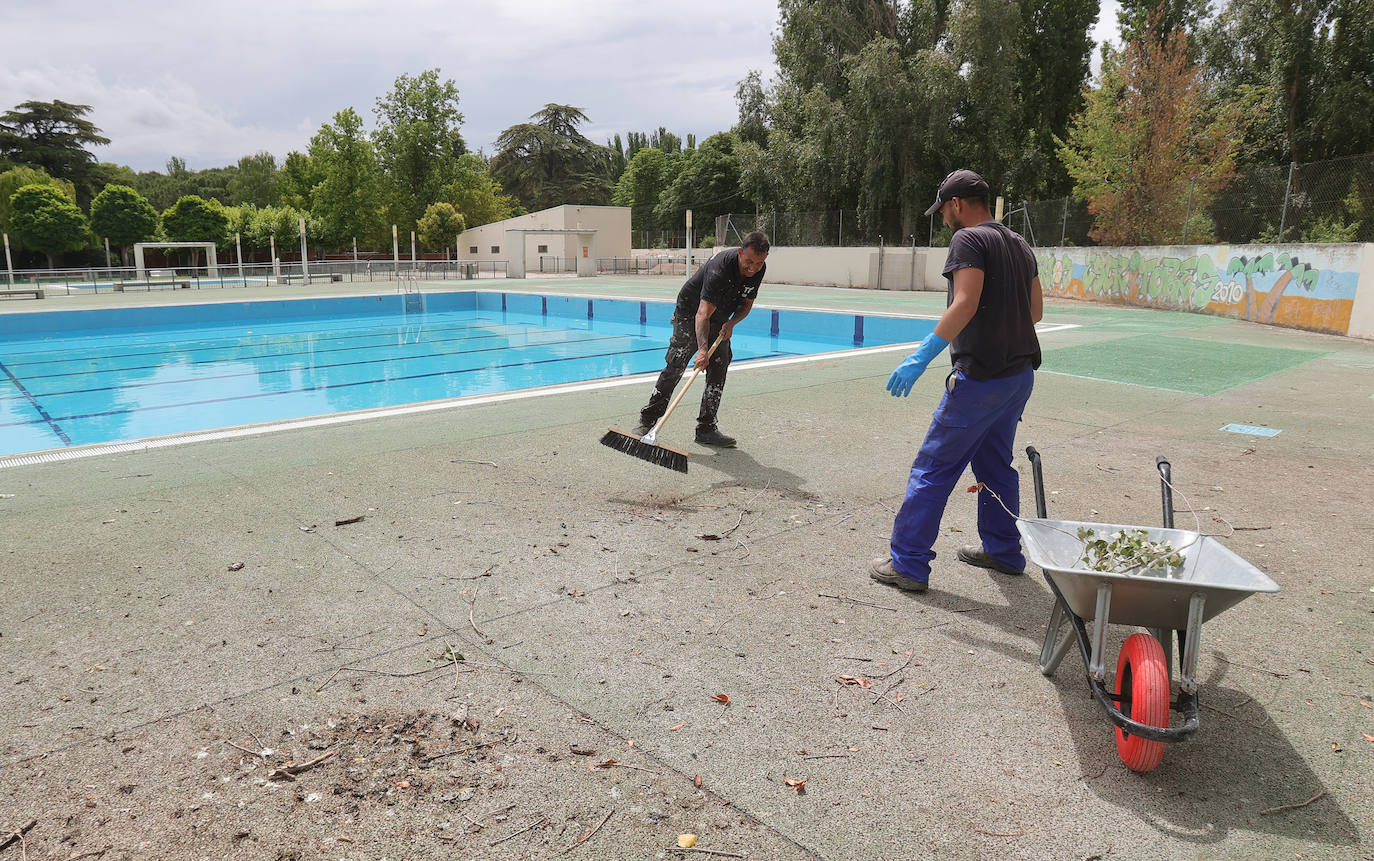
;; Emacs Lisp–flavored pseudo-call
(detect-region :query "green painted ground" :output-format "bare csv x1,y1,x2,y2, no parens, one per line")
1041,334,1327,395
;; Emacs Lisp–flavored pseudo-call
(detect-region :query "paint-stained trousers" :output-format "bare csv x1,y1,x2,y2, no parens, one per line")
889,367,1035,583
639,314,733,432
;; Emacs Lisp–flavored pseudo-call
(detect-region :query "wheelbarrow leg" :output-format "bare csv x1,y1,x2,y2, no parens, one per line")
1147,626,1174,688
1039,601,1075,676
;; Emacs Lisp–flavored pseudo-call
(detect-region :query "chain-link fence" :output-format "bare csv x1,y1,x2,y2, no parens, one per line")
712,152,1374,249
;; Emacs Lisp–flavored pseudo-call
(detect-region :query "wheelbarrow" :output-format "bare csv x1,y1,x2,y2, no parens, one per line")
1017,447,1280,772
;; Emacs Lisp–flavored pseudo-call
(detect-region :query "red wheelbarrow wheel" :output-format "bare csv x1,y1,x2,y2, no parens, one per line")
1114,633,1169,772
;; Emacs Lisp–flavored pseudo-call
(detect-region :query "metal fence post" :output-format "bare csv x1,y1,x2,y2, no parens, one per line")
838,210,843,247
1277,161,1296,242
1060,197,1069,247
1182,178,1195,244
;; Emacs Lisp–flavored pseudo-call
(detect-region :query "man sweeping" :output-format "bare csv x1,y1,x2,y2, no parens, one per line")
869,170,1043,592
631,231,770,448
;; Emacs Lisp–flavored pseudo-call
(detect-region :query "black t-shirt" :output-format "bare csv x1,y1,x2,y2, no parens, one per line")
672,248,765,326
941,221,1041,380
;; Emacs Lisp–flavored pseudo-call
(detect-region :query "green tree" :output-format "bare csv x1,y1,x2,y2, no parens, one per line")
310,108,384,248
1118,0,1211,46
161,195,230,266
8,183,90,268
1308,0,1374,158
417,202,466,253
489,104,614,211
0,100,110,204
279,151,321,211
612,147,681,237
89,184,159,265
228,152,280,207
0,166,76,250
442,153,520,228
244,205,310,258
372,69,467,232
655,133,750,240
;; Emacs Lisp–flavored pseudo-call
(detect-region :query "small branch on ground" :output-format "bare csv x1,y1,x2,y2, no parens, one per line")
1260,791,1327,815
269,749,335,781
561,808,614,854
469,593,494,644
818,593,897,612
0,819,37,851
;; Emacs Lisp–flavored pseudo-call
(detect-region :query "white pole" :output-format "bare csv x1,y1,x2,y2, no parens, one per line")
685,209,693,277
270,235,280,280
411,230,417,270
103,237,111,269
392,225,399,278
3,233,13,287
235,232,244,282
299,217,310,284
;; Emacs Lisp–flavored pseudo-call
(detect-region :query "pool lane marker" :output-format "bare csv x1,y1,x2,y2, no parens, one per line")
0,360,72,445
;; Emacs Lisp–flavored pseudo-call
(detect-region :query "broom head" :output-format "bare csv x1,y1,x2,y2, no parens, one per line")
600,427,690,473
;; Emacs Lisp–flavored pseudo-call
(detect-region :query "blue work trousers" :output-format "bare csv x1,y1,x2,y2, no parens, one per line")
889,368,1034,583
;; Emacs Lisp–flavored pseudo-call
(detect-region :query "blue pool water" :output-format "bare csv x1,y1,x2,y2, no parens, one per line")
0,291,932,458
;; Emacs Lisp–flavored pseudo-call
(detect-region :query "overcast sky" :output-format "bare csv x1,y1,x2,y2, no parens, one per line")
2,0,1122,174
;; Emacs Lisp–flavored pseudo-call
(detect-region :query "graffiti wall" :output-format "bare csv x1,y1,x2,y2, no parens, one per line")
1038,244,1364,336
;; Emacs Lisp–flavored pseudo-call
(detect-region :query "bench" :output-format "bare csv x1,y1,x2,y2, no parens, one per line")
0,288,44,299
277,273,343,284
114,281,190,291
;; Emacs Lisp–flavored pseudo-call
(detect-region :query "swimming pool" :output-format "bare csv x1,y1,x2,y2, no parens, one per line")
0,290,933,462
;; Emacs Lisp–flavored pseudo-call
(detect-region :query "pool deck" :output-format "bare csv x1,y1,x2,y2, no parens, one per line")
1,276,1372,859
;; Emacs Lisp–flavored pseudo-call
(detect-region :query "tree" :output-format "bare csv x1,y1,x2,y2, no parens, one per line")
8,184,90,268
734,71,770,147
0,166,76,250
417,202,466,253
1058,19,1240,245
489,104,614,211
1308,0,1374,158
90,184,159,265
613,147,681,237
655,133,751,240
161,195,230,266
278,151,321,211
243,205,310,258
1118,0,1211,46
442,153,520,229
0,100,110,204
372,69,467,232
310,108,384,248
228,152,280,207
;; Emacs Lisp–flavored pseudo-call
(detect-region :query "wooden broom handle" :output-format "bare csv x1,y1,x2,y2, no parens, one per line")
652,329,729,432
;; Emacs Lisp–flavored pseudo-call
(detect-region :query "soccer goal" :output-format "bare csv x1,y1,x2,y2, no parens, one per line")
134,241,219,280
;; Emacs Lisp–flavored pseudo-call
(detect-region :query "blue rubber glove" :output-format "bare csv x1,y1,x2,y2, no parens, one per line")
886,332,949,397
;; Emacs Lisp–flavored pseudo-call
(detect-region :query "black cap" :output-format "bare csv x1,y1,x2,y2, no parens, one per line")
923,169,990,216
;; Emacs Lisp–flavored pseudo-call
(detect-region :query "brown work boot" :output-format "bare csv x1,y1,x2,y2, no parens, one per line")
868,557,928,592
956,545,1025,576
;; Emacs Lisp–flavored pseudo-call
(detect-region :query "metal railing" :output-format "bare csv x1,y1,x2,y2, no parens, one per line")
1,258,510,296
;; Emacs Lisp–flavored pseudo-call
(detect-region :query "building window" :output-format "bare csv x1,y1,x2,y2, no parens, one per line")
491,246,500,254
469,246,478,254
537,244,548,253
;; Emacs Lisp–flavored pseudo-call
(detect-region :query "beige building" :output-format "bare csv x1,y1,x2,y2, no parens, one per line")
457,204,631,277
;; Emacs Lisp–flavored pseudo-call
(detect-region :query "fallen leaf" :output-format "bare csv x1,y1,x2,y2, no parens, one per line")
693,774,703,788
396,780,410,788
837,675,873,689
594,759,619,769
670,723,685,731
699,534,722,541
966,482,985,493
1331,742,1342,752
678,834,698,848
569,745,595,756
784,777,806,794
711,693,731,705
227,561,244,571
1362,734,1374,743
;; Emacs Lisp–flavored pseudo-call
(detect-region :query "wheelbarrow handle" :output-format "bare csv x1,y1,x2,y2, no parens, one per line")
1025,446,1047,519
1156,456,1174,529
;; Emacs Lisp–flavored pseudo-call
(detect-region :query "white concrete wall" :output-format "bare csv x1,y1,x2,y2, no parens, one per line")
1349,243,1374,340
754,246,942,292
457,204,631,272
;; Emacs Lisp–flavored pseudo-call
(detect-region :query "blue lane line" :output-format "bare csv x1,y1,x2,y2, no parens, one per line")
13,333,641,400
0,349,796,431
1,316,523,373
0,360,73,445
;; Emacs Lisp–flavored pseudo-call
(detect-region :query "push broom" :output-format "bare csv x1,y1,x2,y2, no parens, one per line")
599,331,727,473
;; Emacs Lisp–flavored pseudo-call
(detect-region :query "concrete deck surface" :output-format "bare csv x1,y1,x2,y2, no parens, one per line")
1,277,1371,860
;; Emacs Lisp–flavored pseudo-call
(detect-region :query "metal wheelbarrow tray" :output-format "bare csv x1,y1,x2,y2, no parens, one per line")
1019,448,1280,772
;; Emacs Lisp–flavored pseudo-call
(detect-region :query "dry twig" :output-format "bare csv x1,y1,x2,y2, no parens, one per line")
669,848,746,858
561,808,614,854
489,815,549,847
0,819,37,852
469,592,494,644
269,749,335,780
1260,791,1327,815
818,593,897,612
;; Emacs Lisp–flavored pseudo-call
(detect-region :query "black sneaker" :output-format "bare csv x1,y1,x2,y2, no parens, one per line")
694,427,737,447
868,557,928,592
956,545,1025,576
